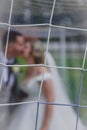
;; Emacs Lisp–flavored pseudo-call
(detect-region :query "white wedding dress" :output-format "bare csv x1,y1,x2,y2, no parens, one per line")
8,53,86,130
8,72,52,130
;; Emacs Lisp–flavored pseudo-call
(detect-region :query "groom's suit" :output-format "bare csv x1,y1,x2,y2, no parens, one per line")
0,50,10,104
0,50,11,129
8,58,28,107
0,49,28,114
0,50,19,114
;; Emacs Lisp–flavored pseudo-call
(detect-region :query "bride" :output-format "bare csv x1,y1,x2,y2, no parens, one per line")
8,40,86,130
8,41,54,130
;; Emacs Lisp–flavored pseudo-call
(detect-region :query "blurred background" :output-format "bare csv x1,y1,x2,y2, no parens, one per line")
0,0,87,126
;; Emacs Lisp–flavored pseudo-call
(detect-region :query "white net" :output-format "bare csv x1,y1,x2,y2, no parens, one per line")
0,0,87,130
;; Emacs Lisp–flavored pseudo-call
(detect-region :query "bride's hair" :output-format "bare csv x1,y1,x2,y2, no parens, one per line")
31,40,44,64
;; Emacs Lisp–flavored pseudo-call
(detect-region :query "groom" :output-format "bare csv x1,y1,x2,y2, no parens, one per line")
0,30,25,106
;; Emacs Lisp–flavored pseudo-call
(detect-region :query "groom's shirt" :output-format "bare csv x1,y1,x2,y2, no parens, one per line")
0,49,7,85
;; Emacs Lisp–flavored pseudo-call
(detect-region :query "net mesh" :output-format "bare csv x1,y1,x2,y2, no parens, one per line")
0,0,87,130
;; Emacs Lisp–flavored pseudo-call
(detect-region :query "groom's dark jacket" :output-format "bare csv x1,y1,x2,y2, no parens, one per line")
8,58,28,112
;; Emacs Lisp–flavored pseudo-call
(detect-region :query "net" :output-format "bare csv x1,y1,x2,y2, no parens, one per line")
0,0,87,130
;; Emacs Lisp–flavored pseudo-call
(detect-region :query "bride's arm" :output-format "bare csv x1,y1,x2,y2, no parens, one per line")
41,79,54,130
